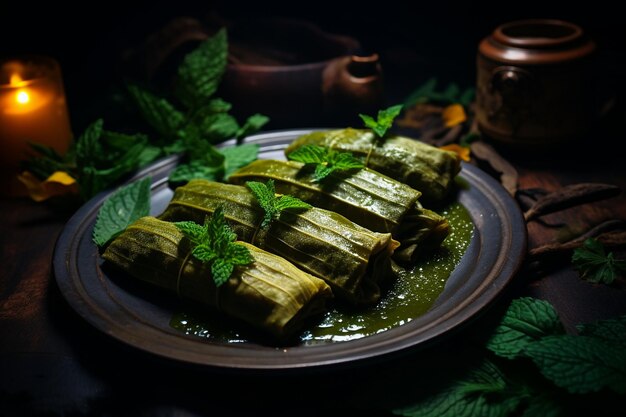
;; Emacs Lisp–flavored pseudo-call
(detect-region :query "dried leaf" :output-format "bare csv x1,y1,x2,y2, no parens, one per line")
18,171,79,202
440,144,471,162
442,104,467,128
469,141,518,196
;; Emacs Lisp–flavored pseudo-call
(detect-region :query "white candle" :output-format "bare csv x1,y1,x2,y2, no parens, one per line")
0,56,73,197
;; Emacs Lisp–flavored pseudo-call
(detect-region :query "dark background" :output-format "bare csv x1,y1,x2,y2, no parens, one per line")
1,1,625,131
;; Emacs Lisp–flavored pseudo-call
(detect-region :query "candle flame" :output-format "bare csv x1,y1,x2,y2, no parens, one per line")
10,73,24,86
16,90,30,104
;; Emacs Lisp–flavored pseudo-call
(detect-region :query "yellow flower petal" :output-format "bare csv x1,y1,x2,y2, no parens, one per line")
17,171,78,202
440,144,471,162
442,103,467,128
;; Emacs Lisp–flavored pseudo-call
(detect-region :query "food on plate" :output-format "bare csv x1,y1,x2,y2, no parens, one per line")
284,128,462,203
102,216,333,339
160,180,399,304
228,159,449,262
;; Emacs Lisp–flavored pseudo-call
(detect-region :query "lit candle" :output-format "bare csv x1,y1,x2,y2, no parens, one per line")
0,56,73,197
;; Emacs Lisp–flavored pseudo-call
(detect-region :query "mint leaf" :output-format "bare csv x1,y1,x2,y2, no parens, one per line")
487,297,564,359
189,106,240,143
246,179,312,228
222,144,259,178
127,85,185,138
403,78,438,108
394,359,520,417
287,144,364,181
521,394,562,417
457,359,507,395
359,104,403,138
75,119,104,165
525,335,626,394
211,258,233,287
572,238,626,284
175,28,228,109
169,161,224,184
175,206,252,287
92,177,151,248
577,315,626,348
236,113,269,140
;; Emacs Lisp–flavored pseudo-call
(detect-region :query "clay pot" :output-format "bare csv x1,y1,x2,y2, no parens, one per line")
476,19,597,147
220,18,383,128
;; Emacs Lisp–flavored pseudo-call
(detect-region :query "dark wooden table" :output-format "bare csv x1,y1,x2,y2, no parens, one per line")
1,128,625,416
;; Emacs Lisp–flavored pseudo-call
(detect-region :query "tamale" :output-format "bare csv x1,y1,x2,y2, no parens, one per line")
160,180,399,304
284,128,461,203
227,160,449,263
102,216,333,339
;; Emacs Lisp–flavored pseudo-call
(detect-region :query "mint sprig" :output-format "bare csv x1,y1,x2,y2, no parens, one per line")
93,177,152,248
175,206,253,287
287,144,364,181
246,179,312,228
359,104,403,139
572,238,626,284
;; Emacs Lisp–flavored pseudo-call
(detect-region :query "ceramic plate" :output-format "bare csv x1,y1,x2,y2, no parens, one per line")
53,129,527,370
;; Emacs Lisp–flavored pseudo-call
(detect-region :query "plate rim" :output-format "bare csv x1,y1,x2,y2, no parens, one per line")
53,129,527,371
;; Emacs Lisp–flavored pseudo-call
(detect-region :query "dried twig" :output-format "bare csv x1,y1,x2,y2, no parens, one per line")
525,220,626,277
524,183,621,222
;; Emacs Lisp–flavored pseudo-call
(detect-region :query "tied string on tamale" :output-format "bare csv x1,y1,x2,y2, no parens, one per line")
175,251,225,312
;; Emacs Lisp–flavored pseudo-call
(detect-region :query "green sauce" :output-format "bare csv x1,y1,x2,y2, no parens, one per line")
170,202,473,344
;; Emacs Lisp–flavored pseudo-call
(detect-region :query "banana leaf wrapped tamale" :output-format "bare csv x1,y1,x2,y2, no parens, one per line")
284,128,462,203
228,160,449,263
102,216,332,339
159,180,399,304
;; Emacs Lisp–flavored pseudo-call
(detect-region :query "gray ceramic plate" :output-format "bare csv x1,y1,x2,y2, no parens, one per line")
53,129,527,370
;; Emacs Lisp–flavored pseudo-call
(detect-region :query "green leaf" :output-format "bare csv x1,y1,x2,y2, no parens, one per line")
393,359,520,417
222,144,259,178
577,315,626,348
22,142,74,180
92,177,152,248
459,88,476,107
572,238,626,284
457,359,507,395
211,258,234,287
236,113,269,140
359,104,403,138
246,179,311,228
487,297,564,359
287,145,364,181
191,244,217,263
226,243,254,265
520,394,562,417
174,221,206,245
175,206,252,287
288,144,327,164
274,195,312,212
525,335,626,394
189,106,240,143
75,119,104,165
169,161,224,184
403,77,438,108
246,179,277,227
127,85,186,138
175,28,228,109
